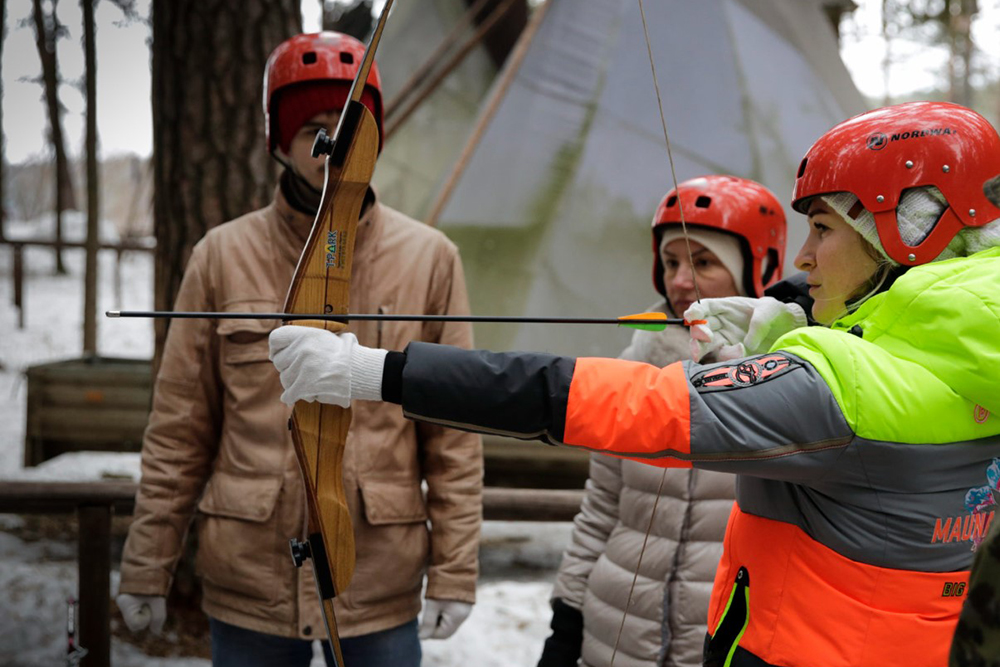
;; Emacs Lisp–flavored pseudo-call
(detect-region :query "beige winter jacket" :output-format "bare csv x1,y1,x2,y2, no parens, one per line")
552,301,734,667
119,187,483,639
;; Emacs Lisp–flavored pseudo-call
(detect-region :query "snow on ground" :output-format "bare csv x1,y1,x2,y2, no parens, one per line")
0,524,209,667
0,218,575,665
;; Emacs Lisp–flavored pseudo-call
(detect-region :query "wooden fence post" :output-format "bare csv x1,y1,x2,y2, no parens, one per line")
13,242,24,328
78,504,112,667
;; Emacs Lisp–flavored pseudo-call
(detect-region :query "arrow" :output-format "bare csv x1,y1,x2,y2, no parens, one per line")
106,310,702,332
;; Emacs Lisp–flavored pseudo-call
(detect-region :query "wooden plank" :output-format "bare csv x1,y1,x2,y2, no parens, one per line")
482,487,582,521
483,438,590,489
27,364,151,387
0,480,584,521
35,407,149,439
0,482,137,513
38,384,152,409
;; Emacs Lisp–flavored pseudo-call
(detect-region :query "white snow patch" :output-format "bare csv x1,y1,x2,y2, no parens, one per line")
421,581,554,666
8,452,141,482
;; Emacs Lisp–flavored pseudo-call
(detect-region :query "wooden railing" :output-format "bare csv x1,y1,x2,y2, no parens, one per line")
0,480,582,667
1,238,155,328
0,481,136,667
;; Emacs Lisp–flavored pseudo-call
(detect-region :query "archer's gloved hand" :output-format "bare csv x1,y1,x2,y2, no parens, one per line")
418,599,473,640
116,593,167,636
685,296,807,362
268,326,387,407
537,598,583,667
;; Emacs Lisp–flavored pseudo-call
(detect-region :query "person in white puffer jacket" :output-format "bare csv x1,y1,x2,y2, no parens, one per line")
537,175,795,667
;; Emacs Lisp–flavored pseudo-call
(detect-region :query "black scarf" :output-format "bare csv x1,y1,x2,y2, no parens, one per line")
280,169,322,216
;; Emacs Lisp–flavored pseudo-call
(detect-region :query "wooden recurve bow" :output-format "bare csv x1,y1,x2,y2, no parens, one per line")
283,3,394,665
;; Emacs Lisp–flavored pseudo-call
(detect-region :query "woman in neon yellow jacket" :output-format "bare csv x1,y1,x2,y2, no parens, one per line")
269,101,1000,667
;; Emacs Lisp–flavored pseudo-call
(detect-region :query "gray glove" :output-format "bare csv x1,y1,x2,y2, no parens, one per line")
116,593,167,635
419,599,473,640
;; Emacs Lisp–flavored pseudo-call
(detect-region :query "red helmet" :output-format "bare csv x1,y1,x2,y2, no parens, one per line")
792,101,1000,265
652,175,786,298
263,32,383,154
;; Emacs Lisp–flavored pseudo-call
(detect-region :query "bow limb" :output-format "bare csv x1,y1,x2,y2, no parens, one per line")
282,4,394,664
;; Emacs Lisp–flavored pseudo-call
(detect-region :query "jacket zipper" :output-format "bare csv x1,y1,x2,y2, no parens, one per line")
704,567,750,667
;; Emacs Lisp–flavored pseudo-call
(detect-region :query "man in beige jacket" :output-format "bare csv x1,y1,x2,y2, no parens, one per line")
115,32,482,667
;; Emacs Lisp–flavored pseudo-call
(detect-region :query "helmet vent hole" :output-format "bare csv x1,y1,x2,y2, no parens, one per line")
666,195,677,207
302,51,318,65
797,158,808,178
695,196,711,208
340,52,354,65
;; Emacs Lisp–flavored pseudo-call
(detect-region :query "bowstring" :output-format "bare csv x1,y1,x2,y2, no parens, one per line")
637,0,701,305
610,2,699,664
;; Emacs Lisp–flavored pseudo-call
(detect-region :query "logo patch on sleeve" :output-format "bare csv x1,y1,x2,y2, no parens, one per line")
691,353,798,392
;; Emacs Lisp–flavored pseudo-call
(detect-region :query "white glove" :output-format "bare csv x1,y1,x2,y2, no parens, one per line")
419,599,473,640
268,326,387,407
116,593,167,635
685,297,807,362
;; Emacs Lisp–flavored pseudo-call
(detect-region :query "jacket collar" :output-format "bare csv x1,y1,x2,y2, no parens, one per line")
272,183,382,269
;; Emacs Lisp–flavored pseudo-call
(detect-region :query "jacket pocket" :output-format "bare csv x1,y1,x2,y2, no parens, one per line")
359,479,428,525
704,566,750,667
350,479,429,607
218,317,275,365
196,469,286,603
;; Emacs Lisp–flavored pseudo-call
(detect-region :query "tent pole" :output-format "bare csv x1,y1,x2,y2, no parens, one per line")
384,0,492,119
385,0,520,141
425,0,554,227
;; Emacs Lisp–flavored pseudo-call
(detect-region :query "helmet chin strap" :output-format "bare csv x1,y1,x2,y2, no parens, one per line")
271,148,325,197
842,263,908,317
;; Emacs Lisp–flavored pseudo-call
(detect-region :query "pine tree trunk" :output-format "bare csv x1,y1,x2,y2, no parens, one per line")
957,0,976,108
151,0,300,367
881,0,892,106
82,0,99,354
31,0,73,274
0,0,6,242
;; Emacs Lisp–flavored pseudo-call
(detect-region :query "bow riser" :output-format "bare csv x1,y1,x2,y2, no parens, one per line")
285,102,381,320
283,99,381,665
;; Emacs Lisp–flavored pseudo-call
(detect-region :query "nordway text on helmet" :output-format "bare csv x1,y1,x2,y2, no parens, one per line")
868,127,958,150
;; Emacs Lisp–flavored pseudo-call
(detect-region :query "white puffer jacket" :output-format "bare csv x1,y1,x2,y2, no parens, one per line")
552,301,735,667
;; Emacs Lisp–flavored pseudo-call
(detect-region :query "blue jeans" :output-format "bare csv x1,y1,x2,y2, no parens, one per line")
209,617,421,667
